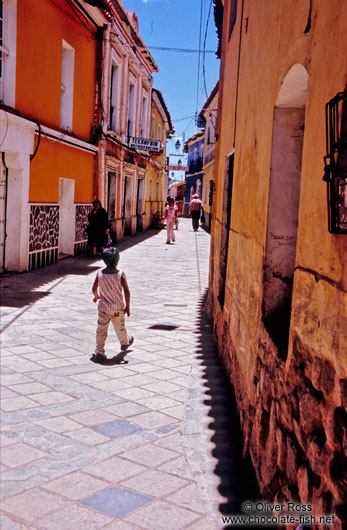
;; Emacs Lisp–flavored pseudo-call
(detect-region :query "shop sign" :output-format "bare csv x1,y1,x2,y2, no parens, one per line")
165,165,189,171
128,136,162,152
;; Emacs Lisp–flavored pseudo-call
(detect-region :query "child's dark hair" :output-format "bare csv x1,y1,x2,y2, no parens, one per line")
102,247,119,268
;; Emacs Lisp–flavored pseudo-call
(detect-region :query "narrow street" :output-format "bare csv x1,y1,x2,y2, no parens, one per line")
1,219,257,530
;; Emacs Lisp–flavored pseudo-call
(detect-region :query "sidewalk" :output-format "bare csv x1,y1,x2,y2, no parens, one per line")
1,219,257,530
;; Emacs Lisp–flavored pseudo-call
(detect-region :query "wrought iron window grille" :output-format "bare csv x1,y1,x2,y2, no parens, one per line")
323,91,347,234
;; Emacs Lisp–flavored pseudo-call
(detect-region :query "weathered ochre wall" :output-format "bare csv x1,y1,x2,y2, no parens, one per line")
208,0,347,526
144,101,167,228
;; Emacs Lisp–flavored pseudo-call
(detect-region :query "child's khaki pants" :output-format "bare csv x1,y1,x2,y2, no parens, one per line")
95,310,128,354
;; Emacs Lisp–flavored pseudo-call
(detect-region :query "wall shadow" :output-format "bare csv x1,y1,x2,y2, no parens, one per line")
0,256,99,309
0,228,161,310
0,257,100,309
195,290,259,529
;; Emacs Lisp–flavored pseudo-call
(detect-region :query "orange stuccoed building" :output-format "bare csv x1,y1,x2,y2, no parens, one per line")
0,0,105,271
0,0,172,271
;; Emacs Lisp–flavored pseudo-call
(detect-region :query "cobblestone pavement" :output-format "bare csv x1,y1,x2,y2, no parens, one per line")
1,219,257,530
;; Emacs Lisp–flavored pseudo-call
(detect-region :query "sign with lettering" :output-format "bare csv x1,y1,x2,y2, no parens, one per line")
128,137,162,152
165,165,189,171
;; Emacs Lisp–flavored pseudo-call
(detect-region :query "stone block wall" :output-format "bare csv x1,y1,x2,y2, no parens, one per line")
209,298,347,529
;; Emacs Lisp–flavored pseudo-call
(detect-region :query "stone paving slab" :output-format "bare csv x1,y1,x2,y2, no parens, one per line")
1,219,258,529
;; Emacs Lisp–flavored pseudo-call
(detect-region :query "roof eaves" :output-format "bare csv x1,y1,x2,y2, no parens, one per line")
152,88,174,134
198,80,219,119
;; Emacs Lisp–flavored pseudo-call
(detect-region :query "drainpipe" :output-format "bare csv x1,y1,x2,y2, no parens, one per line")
1,152,8,271
233,0,245,148
99,23,111,205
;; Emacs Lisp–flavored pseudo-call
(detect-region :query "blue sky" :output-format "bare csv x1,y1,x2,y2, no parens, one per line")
121,0,220,141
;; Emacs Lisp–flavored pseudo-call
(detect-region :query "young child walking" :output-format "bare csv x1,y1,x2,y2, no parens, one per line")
165,198,178,244
91,247,134,363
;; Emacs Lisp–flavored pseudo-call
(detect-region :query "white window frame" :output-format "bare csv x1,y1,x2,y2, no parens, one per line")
0,0,17,107
60,40,75,131
140,93,148,138
151,114,155,140
127,73,137,138
109,52,122,133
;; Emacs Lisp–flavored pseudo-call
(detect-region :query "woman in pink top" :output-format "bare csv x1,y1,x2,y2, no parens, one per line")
165,198,178,244
189,194,204,231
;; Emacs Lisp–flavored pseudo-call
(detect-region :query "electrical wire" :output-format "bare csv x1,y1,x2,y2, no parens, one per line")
148,45,215,54
30,121,41,161
64,0,96,37
0,111,9,149
176,116,195,138
172,114,195,123
196,0,204,113
109,38,214,54
202,0,213,100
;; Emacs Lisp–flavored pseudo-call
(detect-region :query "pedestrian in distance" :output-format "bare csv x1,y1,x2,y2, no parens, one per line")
165,197,178,244
86,199,109,257
189,193,204,231
91,247,134,363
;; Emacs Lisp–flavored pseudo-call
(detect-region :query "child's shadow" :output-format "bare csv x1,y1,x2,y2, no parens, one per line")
90,351,130,365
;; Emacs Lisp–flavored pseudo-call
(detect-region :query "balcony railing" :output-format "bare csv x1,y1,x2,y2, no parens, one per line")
188,157,203,174
204,147,215,166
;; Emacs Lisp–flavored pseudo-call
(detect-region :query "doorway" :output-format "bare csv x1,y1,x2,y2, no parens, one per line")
208,178,213,232
123,175,132,235
218,153,234,309
59,178,75,257
136,178,144,232
107,171,117,233
263,64,308,355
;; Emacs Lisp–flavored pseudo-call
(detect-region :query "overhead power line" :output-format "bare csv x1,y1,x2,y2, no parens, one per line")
110,38,215,54
196,0,204,113
148,46,215,54
203,0,214,99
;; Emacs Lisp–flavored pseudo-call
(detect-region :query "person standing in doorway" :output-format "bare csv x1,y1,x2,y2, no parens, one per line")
165,198,178,244
189,194,204,231
86,200,109,257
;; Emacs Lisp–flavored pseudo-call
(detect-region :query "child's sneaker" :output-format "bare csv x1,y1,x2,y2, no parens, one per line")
121,336,134,351
90,353,107,363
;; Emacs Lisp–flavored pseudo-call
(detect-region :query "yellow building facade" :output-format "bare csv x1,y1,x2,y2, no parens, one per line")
209,0,347,524
144,88,173,230
199,82,218,232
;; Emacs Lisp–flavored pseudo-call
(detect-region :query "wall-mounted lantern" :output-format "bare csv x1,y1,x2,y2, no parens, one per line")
175,139,181,151
323,92,347,234
195,114,206,129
